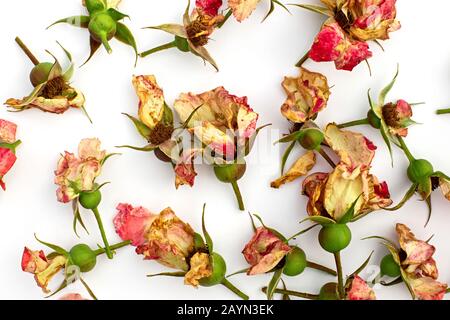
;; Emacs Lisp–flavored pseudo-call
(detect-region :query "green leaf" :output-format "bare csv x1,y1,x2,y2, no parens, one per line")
72,200,89,238
100,153,120,166
263,0,290,23
80,277,98,300
274,130,303,144
147,272,187,278
280,279,291,300
367,89,381,118
226,268,249,278
123,113,152,140
300,216,336,226
380,124,394,166
188,41,219,72
378,64,399,106
280,141,296,175
267,268,284,300
433,171,450,181
183,0,191,26
55,41,75,81
144,24,187,38
286,224,319,242
47,16,90,29
338,195,361,224
44,280,68,299
115,22,138,66
202,204,214,254
162,103,174,126
248,212,258,232
107,8,129,21
424,196,432,227
253,214,287,242
81,36,101,67
116,144,158,152
350,251,374,277
384,183,417,211
291,4,333,16
34,234,68,256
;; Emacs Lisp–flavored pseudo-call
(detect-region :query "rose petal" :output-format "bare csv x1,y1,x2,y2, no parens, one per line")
78,138,106,161
407,276,447,300
439,178,450,201
174,149,200,189
21,247,48,274
271,151,316,188
347,276,376,300
184,252,212,287
0,119,17,144
196,0,223,16
228,0,261,22
113,203,156,246
132,75,165,130
0,148,17,190
302,172,329,216
396,224,436,269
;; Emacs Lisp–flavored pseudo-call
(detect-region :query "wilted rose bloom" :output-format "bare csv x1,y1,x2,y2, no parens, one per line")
115,206,196,271
174,86,259,162
184,252,213,287
21,247,67,293
381,100,413,137
54,138,106,203
281,68,331,123
196,0,223,16
228,0,261,22
242,227,291,275
186,2,224,48
346,275,376,300
307,0,400,71
0,119,19,191
302,124,392,221
395,224,447,300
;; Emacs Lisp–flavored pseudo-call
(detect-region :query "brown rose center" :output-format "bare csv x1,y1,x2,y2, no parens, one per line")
41,77,69,99
149,123,174,145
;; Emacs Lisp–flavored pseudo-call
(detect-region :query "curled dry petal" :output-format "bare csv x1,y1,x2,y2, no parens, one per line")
302,172,329,217
439,178,450,201
184,252,213,287
21,247,48,274
132,75,165,130
406,275,448,300
309,19,372,71
0,119,17,144
174,149,201,189
243,227,291,275
325,124,376,174
364,175,392,211
0,148,17,190
137,208,195,271
347,276,376,300
271,151,316,188
114,203,156,246
349,0,401,41
228,0,261,22
281,68,331,123
78,138,106,161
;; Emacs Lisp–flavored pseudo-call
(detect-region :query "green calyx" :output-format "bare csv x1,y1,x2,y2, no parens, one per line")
79,189,102,210
30,62,53,87
174,36,190,52
319,282,339,300
319,224,352,253
85,0,106,15
214,162,247,183
199,253,227,287
69,244,97,273
380,254,401,278
88,13,117,53
367,110,381,129
407,159,434,184
283,246,307,277
299,129,324,151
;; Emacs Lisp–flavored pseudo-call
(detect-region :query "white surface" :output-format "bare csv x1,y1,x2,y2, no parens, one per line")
0,0,449,300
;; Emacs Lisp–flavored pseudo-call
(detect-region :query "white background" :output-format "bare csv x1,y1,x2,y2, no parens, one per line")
0,0,449,300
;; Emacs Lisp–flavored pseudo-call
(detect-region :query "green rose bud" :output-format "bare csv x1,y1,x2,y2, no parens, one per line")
367,110,381,129
318,224,352,253
380,254,401,278
299,129,324,150
69,244,97,273
319,282,339,300
407,159,434,183
79,189,102,210
30,62,53,87
88,13,117,53
174,36,190,52
283,247,307,277
214,162,247,183
85,0,106,15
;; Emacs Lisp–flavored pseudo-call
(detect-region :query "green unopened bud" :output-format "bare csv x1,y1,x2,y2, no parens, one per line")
380,254,401,278
367,110,381,129
69,244,97,273
299,129,324,150
318,224,352,253
79,189,102,210
88,13,117,53
319,282,339,300
214,162,247,183
85,0,106,15
30,62,53,87
407,159,434,183
199,253,227,287
283,246,307,277
174,36,190,52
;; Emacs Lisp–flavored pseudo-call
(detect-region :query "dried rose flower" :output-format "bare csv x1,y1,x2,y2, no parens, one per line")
228,0,289,22
346,275,376,300
371,223,448,300
5,38,89,120
0,119,21,191
294,0,400,71
114,204,248,299
48,0,137,65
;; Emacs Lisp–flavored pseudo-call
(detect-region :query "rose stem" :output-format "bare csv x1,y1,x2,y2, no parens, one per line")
94,241,131,256
397,136,415,163
337,118,370,128
92,208,113,259
436,108,450,115
334,252,345,300
139,42,176,58
15,37,40,66
295,50,310,67
231,180,245,211
262,287,319,300
307,261,337,276
218,9,232,28
318,148,336,168
222,279,249,300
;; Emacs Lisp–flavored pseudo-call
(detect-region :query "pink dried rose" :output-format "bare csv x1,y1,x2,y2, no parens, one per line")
113,203,156,246
296,0,400,70
243,227,292,275
0,119,21,191
346,275,376,300
196,0,223,16
381,100,413,137
54,138,106,203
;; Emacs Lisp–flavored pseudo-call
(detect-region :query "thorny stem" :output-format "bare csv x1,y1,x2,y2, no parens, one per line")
262,287,319,300
222,279,249,300
15,37,40,65
398,136,415,163
437,108,450,115
334,252,345,300
318,148,336,168
92,208,113,259
307,261,337,276
337,118,370,129
94,241,131,256
295,50,310,67
140,42,177,58
231,180,245,211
